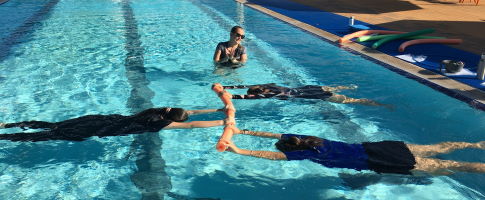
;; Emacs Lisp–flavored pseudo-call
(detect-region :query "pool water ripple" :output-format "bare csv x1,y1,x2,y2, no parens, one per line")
0,0,484,199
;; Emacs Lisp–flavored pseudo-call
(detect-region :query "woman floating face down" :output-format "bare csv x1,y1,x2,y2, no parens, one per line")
213,26,247,66
222,83,390,107
224,127,485,176
0,107,228,142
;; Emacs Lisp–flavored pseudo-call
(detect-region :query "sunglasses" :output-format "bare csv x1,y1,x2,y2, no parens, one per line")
232,32,245,39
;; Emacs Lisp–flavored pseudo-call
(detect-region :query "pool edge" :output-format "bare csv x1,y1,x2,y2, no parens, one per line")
235,0,485,111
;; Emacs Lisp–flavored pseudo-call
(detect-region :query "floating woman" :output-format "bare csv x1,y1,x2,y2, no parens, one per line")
223,83,388,107
226,127,485,175
0,107,228,142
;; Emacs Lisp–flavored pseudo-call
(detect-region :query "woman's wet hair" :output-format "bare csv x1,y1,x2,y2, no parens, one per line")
166,108,189,122
132,108,189,123
231,25,243,33
247,86,265,95
275,136,323,152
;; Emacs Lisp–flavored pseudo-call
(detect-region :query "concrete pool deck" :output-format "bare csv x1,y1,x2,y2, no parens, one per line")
290,0,485,56
236,0,485,110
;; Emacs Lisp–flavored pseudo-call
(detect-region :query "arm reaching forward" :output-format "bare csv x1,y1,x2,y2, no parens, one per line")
239,129,282,139
223,84,258,89
231,93,276,99
186,108,223,116
226,140,287,160
164,120,224,129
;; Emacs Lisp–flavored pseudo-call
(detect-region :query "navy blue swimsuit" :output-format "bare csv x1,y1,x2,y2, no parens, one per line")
282,134,370,171
280,134,416,175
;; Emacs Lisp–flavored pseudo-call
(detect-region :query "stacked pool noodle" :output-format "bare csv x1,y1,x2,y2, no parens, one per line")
212,83,236,152
339,29,461,52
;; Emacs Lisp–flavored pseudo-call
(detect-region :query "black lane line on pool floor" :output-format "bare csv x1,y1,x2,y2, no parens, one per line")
0,0,60,62
120,0,172,199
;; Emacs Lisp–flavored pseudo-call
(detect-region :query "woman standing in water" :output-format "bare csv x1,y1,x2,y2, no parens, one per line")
213,26,247,66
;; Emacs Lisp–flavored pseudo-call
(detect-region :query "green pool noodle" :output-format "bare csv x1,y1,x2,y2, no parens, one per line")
371,29,435,49
357,35,444,42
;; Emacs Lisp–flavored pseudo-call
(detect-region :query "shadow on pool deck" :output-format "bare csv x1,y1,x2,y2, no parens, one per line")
243,0,485,110
289,0,485,55
416,0,458,5
250,0,423,13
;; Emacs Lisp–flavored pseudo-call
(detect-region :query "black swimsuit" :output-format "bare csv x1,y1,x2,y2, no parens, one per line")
1,108,173,142
215,42,246,63
225,84,333,100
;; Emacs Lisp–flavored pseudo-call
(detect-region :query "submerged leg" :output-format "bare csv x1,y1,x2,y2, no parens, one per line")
413,157,485,175
0,131,85,142
2,121,55,129
321,85,358,92
407,141,485,157
327,94,385,106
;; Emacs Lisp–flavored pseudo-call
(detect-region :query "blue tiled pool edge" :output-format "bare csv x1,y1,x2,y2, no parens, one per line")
240,0,485,111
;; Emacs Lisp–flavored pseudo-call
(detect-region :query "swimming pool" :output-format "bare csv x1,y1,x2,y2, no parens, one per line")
0,0,484,199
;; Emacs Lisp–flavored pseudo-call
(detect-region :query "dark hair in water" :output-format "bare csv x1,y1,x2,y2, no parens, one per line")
166,108,189,122
132,108,188,123
247,86,265,95
231,25,243,33
275,136,324,152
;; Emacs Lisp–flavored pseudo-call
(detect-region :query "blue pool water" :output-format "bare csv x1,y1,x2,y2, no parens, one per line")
1,0,484,199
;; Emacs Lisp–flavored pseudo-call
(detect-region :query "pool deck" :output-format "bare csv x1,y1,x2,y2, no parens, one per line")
290,0,485,56
237,0,485,110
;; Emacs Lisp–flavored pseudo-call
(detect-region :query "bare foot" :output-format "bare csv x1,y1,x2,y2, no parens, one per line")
0,123,5,128
478,141,485,150
348,84,358,90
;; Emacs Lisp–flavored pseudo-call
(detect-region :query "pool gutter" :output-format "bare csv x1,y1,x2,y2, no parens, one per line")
235,0,485,111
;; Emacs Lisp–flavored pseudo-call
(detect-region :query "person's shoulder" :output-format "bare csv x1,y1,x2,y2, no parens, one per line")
281,133,310,139
140,107,159,112
216,42,228,50
146,107,171,114
237,44,246,52
217,41,228,47
266,83,286,91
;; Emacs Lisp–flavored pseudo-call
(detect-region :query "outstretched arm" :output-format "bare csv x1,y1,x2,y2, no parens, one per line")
222,84,259,89
232,93,275,99
186,108,223,116
227,141,287,160
164,120,224,129
238,129,282,139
